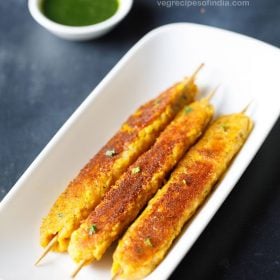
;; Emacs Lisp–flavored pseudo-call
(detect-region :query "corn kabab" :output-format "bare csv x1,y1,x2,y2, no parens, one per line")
40,76,198,253
112,113,253,280
68,97,214,270
39,75,198,254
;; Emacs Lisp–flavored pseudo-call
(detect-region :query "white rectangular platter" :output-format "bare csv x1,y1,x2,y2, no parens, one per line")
0,23,279,280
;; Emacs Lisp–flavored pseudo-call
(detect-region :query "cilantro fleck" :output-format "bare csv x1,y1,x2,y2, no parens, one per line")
57,213,64,218
88,224,97,235
184,106,193,114
155,99,161,105
221,124,229,132
132,166,141,174
144,237,153,247
105,149,116,157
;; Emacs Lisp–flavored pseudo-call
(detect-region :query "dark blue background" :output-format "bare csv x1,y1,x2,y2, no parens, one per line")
0,0,279,279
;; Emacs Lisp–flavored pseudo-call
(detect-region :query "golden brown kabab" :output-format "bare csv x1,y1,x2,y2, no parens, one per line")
112,112,253,280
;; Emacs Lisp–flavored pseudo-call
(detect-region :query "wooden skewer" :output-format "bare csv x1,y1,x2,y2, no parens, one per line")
241,101,252,114
190,63,205,81
34,234,58,266
71,260,87,278
240,100,254,114
205,85,220,101
183,63,204,86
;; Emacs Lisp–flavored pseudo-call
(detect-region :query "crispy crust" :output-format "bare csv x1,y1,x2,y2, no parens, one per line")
68,99,214,262
112,114,253,279
40,80,197,251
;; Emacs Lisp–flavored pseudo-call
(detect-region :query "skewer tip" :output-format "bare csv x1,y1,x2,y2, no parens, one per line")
204,85,220,101
241,101,252,114
34,235,58,266
190,63,205,81
71,260,87,278
183,63,205,84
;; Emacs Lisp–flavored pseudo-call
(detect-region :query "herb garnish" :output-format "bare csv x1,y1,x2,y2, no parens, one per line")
88,224,97,235
155,99,161,105
105,148,116,157
184,106,193,114
144,237,153,247
221,124,229,132
132,166,141,174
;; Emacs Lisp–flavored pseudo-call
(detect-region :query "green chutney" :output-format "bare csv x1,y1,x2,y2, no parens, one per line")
41,0,119,27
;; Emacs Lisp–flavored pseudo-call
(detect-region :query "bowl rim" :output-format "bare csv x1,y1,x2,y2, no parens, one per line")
28,0,133,35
